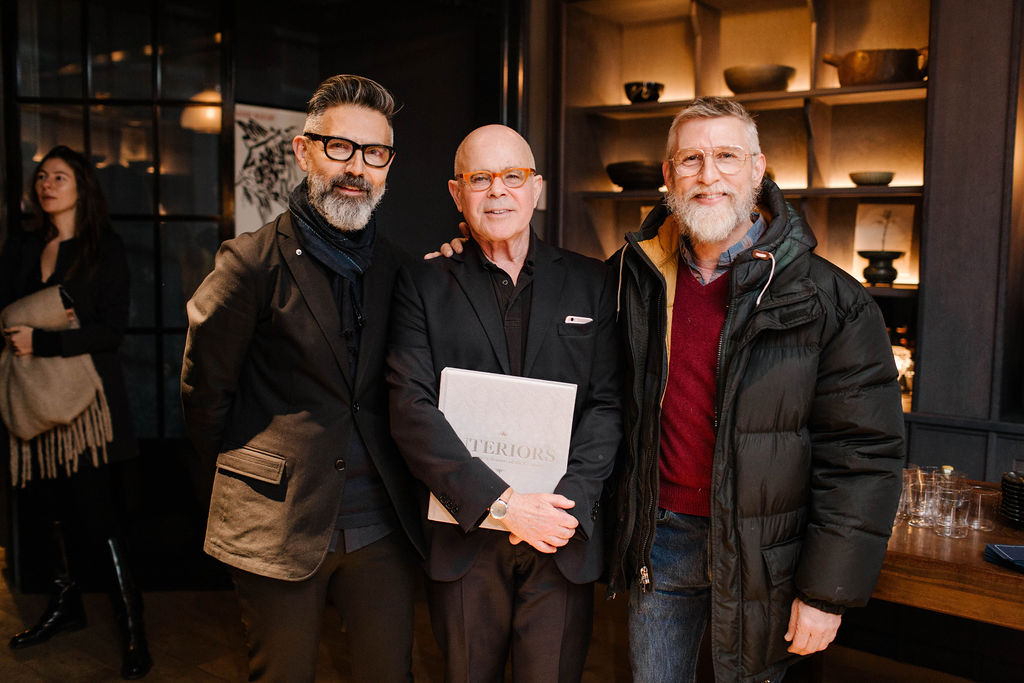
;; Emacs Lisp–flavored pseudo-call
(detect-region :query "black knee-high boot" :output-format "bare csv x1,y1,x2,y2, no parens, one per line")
107,538,152,679
9,520,87,648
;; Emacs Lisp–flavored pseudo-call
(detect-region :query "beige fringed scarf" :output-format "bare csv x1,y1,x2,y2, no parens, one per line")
0,286,113,487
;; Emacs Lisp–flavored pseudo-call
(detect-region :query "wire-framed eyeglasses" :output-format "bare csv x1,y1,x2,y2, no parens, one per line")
455,168,537,192
303,133,395,167
670,146,754,177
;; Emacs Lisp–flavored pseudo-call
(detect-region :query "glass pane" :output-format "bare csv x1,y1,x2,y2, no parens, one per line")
17,0,82,98
113,220,157,327
160,107,220,215
19,104,86,206
121,333,157,439
161,0,222,100
163,333,187,437
161,221,219,328
88,0,153,99
91,105,154,215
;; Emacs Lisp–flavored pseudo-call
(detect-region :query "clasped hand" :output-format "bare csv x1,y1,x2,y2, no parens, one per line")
501,490,578,554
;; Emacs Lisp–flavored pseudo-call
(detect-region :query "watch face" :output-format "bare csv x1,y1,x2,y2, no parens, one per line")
490,499,509,519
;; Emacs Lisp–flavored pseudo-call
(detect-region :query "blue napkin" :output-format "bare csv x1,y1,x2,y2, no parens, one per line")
984,544,1024,573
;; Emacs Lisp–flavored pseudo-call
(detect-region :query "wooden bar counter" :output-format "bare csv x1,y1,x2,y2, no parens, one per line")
873,494,1024,630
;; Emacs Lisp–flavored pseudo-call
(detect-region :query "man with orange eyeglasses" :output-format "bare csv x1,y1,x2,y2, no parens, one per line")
387,124,622,681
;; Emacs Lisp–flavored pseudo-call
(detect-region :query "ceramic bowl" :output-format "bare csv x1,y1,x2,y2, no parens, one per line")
606,161,664,191
723,65,795,94
849,171,895,186
624,81,665,104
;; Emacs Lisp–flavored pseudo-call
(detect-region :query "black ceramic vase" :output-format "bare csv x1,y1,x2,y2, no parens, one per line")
858,250,904,285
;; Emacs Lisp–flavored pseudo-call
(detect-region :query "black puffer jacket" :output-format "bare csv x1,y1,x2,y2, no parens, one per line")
607,178,905,682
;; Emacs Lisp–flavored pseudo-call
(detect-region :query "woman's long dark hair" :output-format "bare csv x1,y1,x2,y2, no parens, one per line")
28,145,110,278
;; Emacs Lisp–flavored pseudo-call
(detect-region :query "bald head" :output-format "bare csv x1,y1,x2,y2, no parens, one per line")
448,124,543,251
453,125,536,175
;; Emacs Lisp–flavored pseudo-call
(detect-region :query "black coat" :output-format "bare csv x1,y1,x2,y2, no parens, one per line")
386,236,622,584
608,179,905,682
181,211,426,581
0,227,138,464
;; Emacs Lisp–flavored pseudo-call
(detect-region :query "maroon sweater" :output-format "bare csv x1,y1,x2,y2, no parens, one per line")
658,270,730,516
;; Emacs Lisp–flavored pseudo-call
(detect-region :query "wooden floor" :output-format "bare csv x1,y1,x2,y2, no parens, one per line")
0,546,971,682
0,547,632,682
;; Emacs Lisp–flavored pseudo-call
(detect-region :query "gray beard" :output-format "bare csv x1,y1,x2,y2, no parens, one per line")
308,172,385,232
668,180,758,245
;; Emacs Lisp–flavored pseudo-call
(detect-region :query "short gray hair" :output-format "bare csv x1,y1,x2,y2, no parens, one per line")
304,74,398,133
665,96,760,159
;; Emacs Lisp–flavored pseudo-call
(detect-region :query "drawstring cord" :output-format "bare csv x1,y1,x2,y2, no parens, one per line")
752,249,775,307
616,247,626,321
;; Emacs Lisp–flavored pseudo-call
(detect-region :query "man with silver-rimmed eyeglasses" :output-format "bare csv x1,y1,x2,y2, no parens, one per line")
182,74,425,682
607,96,905,682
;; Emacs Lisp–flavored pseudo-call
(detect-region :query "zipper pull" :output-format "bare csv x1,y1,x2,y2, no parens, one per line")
639,565,651,591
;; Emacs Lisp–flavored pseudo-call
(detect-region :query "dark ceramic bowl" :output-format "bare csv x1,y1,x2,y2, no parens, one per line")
606,161,664,191
723,65,795,94
850,171,895,186
624,81,665,104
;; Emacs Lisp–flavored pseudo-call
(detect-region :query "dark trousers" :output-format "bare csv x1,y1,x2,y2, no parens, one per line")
230,532,418,682
427,536,594,683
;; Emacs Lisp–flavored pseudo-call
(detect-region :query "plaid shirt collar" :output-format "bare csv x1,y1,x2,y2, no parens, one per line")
680,214,766,285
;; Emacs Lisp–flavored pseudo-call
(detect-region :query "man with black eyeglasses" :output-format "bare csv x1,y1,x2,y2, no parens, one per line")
386,124,621,681
181,74,424,682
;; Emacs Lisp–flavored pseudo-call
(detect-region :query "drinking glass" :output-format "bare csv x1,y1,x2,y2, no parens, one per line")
933,482,969,538
908,465,937,527
967,487,1000,531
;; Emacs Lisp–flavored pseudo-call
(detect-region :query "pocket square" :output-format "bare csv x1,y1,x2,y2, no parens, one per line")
564,315,592,324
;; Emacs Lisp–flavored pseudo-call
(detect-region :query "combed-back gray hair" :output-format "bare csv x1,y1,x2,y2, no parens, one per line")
665,96,760,159
305,74,399,133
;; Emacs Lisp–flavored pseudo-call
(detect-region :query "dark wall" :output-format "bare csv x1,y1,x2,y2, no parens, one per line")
234,4,321,110
320,2,513,256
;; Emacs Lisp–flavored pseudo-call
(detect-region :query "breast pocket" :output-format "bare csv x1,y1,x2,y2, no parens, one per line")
557,320,594,337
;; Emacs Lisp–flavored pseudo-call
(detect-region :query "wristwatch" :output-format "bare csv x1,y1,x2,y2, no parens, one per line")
489,496,510,520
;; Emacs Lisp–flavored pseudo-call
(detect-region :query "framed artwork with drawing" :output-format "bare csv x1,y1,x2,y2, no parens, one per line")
234,103,306,235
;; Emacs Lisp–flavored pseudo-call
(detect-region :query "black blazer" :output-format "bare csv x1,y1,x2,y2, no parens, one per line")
181,211,425,580
386,236,621,584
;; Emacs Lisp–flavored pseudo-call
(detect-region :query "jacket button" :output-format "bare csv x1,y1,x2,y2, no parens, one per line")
335,459,346,470
352,402,360,412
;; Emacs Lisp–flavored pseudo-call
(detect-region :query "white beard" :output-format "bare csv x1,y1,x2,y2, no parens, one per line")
308,172,386,232
668,179,758,245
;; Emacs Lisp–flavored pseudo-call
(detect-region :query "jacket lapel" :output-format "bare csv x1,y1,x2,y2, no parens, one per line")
450,251,512,375
277,213,355,390
523,240,565,375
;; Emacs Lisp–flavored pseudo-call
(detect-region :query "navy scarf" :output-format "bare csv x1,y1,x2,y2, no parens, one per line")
288,179,375,362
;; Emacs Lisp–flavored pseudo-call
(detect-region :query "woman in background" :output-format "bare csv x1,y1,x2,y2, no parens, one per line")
0,145,151,679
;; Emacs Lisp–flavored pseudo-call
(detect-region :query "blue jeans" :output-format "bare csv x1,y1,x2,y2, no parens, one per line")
628,509,710,683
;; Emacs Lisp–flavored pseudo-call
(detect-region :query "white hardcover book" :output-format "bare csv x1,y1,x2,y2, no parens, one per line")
427,367,577,531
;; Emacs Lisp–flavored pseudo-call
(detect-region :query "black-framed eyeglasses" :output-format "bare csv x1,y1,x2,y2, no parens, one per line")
670,146,754,177
303,133,395,167
455,167,537,192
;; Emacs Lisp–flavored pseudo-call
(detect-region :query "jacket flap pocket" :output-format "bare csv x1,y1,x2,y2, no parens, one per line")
762,538,801,587
216,447,285,485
